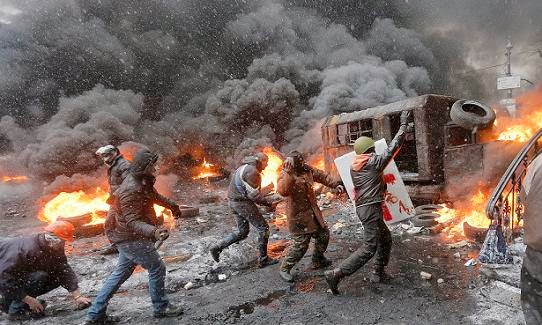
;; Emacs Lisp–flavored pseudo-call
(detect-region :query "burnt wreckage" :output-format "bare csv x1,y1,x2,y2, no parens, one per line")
321,94,517,203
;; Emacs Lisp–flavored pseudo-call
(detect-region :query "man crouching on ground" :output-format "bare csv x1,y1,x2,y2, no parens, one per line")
84,149,183,324
0,221,91,321
276,151,344,282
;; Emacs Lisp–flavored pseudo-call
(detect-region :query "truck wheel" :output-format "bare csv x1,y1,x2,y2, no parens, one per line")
412,213,440,227
450,99,495,130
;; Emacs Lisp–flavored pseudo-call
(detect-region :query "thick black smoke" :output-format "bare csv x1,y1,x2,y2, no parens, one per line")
4,0,529,187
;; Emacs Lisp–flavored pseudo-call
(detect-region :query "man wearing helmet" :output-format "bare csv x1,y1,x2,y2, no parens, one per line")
209,152,279,268
84,149,183,324
0,221,91,320
95,145,131,255
325,110,412,294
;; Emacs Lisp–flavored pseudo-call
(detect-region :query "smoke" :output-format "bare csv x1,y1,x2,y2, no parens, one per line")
0,0,481,188
14,85,142,180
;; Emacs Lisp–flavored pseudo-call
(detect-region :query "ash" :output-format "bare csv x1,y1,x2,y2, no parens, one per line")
0,181,525,324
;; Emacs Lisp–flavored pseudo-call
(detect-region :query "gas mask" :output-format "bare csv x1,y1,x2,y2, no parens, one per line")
288,151,309,174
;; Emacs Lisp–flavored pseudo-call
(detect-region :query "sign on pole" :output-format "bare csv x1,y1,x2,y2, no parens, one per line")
499,98,517,117
497,75,521,90
333,139,415,227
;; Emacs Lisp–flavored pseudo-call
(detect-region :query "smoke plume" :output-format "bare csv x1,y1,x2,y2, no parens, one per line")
5,0,534,188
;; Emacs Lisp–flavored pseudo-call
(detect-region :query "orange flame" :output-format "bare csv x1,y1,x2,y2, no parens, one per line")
494,87,542,142
39,188,110,225
2,175,28,183
435,189,491,238
39,188,175,229
261,147,283,190
307,155,325,170
193,158,221,180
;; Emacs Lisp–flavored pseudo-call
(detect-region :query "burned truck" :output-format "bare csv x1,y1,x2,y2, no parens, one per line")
321,94,520,204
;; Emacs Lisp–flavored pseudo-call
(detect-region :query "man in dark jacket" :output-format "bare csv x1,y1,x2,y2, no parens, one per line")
84,149,183,324
325,110,412,294
277,151,344,282
519,153,542,324
209,152,279,268
0,221,91,320
95,145,131,255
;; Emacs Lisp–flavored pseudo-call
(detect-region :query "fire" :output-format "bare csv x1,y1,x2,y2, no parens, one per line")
2,175,28,183
435,189,491,238
40,188,176,229
261,147,283,190
39,188,110,225
308,155,325,170
494,87,542,142
193,158,221,180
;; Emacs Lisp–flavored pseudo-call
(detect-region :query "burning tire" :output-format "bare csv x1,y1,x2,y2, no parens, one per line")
412,213,440,227
450,99,495,130
414,204,442,215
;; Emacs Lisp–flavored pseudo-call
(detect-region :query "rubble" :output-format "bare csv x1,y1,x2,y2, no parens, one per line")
420,271,432,280
447,240,469,249
480,280,522,308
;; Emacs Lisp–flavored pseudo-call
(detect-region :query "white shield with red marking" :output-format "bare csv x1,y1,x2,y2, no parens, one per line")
333,139,415,226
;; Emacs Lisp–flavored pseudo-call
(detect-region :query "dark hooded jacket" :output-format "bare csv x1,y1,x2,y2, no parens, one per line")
0,234,78,301
351,126,406,207
108,155,131,194
277,166,341,234
108,149,178,243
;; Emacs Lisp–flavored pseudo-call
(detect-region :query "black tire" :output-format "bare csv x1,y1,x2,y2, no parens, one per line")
415,204,442,215
412,213,440,227
450,99,495,130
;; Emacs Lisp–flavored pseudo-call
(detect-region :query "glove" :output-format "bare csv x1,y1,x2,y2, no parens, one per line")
171,205,182,219
335,185,345,194
400,110,412,125
154,227,169,241
282,157,295,173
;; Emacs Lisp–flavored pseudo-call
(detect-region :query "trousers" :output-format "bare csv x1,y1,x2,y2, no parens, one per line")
339,203,392,275
218,200,270,258
280,224,329,271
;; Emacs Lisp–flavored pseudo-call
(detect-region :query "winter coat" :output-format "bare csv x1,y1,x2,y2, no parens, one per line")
521,153,542,282
105,155,131,232
108,155,131,194
108,149,178,243
277,166,341,235
351,126,406,207
0,234,78,301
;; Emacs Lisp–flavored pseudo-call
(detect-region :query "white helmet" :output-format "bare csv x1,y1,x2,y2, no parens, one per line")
95,145,119,164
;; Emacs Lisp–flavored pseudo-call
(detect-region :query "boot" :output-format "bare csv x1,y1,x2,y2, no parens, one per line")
209,245,221,262
311,256,332,269
279,268,294,282
82,315,122,324
153,304,184,318
98,244,118,256
325,269,345,295
369,266,392,283
258,256,279,268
